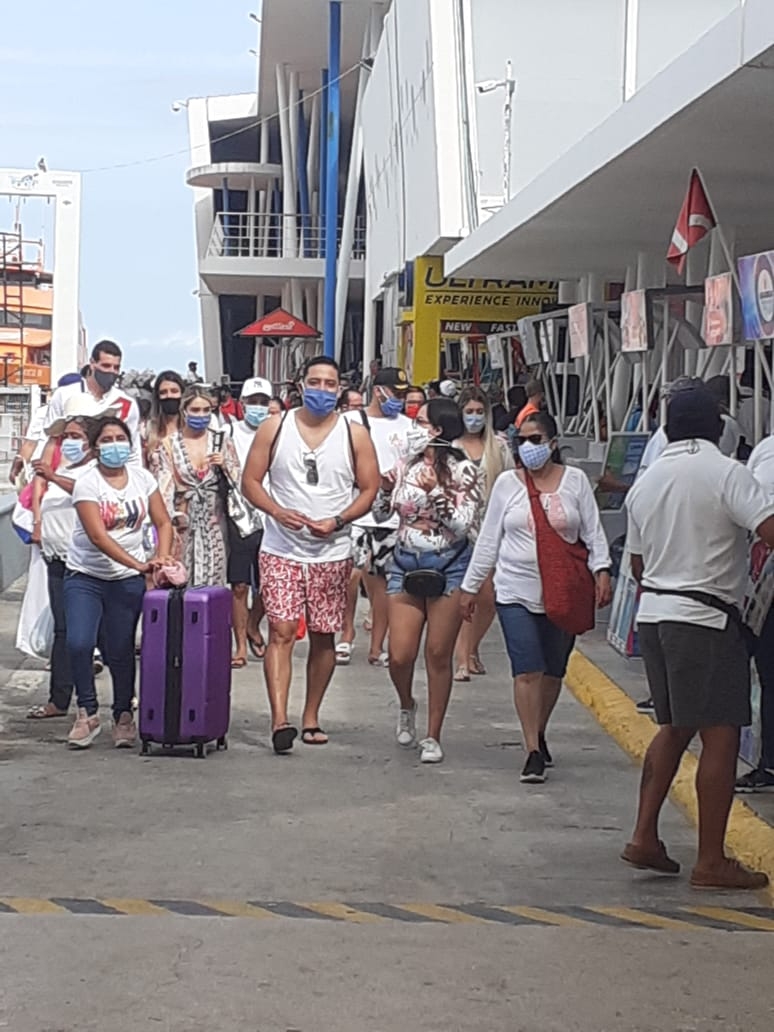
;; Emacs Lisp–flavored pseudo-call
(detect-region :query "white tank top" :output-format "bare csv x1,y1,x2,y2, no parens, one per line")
262,410,354,562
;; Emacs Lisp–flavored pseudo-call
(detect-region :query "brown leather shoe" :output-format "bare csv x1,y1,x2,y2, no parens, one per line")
690,858,769,891
621,840,680,875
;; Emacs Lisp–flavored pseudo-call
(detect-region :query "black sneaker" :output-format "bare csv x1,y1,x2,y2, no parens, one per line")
636,697,655,712
538,732,553,767
735,768,774,793
520,750,546,784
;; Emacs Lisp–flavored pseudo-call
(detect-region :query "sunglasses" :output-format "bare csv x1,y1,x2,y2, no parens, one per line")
303,453,319,486
516,434,547,446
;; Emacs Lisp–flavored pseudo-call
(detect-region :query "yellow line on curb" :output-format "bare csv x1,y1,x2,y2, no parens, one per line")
685,906,774,932
565,650,774,906
397,903,487,924
199,901,276,920
497,905,585,927
100,899,171,916
300,903,387,923
589,906,698,932
0,898,67,915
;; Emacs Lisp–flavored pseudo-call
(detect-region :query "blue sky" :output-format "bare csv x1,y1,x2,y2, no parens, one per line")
1,0,260,374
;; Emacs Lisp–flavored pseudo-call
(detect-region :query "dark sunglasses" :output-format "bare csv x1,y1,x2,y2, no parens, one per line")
516,433,547,446
303,453,319,486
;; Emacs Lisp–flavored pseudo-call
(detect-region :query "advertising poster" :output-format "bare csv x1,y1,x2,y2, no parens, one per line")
595,432,650,511
607,548,642,658
702,272,733,346
738,249,774,340
486,334,504,369
568,302,591,359
620,289,649,352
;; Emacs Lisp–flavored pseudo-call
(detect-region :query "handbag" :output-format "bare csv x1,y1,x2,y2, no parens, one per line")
392,541,468,599
525,473,596,635
221,469,263,539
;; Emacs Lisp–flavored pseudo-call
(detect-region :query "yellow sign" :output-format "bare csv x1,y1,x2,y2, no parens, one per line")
409,256,556,383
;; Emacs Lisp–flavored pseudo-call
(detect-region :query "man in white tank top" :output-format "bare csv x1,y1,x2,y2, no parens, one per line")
242,356,379,753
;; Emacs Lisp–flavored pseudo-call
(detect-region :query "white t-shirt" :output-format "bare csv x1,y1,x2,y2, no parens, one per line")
45,379,141,466
230,420,256,471
627,439,774,628
638,417,738,481
68,465,159,580
346,410,411,529
24,403,51,442
40,460,96,561
462,466,611,613
747,435,774,497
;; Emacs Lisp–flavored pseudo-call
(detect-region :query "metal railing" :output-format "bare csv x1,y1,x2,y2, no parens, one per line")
207,212,366,261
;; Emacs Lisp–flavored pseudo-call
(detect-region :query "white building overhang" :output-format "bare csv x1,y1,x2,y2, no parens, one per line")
199,259,365,295
445,0,774,281
186,162,282,189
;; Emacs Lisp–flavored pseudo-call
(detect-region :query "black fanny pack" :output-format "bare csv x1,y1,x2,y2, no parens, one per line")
392,541,468,599
641,587,758,657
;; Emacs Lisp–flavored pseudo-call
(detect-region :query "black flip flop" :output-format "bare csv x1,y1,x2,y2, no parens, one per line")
248,637,266,661
272,725,298,754
301,726,329,746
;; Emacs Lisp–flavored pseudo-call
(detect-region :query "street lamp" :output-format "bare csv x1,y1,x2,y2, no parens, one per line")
476,59,516,207
171,100,189,113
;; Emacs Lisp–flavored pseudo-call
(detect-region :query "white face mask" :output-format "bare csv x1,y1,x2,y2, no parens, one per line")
405,426,433,456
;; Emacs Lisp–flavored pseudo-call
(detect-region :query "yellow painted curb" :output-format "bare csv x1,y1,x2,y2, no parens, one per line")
565,649,774,904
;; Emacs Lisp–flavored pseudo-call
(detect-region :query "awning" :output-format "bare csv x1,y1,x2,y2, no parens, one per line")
237,307,320,338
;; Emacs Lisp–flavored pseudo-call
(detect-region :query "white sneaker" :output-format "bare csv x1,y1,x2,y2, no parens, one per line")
68,708,101,749
419,737,444,764
396,701,417,747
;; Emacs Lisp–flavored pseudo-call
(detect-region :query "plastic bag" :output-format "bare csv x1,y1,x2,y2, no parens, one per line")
28,605,54,659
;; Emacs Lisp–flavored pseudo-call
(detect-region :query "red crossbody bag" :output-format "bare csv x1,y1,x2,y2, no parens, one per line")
525,473,596,636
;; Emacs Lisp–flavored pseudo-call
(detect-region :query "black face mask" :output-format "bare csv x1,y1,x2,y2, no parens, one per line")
93,368,119,392
159,397,181,416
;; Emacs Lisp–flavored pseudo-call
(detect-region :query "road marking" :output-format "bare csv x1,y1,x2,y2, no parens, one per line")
205,901,277,919
497,906,587,927
589,906,698,931
685,906,774,932
101,898,171,917
301,902,387,923
0,898,67,915
396,903,487,924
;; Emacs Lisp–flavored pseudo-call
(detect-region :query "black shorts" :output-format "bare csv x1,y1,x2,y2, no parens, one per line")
227,524,262,588
638,620,751,728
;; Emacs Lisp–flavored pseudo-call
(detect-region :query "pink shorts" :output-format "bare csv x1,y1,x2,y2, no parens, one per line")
259,553,353,634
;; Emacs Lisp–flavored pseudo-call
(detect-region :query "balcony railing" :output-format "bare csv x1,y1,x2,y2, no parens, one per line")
207,212,366,261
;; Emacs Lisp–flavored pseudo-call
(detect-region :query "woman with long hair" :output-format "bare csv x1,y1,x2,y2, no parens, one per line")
461,410,611,785
376,398,483,764
148,386,240,587
145,370,185,457
453,385,514,681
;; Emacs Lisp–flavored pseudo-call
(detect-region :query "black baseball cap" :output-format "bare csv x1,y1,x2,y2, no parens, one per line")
373,367,409,393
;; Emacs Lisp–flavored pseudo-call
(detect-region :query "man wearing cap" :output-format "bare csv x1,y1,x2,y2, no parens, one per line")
622,381,774,891
342,367,412,666
229,377,273,667
43,341,141,466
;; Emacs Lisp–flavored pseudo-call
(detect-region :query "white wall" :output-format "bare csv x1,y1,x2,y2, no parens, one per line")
470,0,626,202
635,0,741,91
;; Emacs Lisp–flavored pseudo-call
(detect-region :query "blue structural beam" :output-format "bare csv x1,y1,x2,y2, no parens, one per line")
297,91,312,259
319,69,329,260
324,0,341,358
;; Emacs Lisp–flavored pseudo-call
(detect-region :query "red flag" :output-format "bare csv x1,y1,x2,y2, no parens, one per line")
666,169,716,274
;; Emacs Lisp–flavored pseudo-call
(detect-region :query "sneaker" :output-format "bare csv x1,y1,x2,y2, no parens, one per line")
68,708,101,749
735,767,774,793
520,750,546,784
112,712,137,749
419,737,444,764
396,701,417,747
690,858,770,891
636,697,655,712
93,650,104,676
538,732,553,767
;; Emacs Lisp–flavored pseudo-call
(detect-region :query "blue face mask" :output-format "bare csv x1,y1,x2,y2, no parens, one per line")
186,414,211,433
463,413,486,434
244,404,269,428
518,440,553,471
99,441,131,469
61,438,87,464
303,388,338,418
380,392,404,419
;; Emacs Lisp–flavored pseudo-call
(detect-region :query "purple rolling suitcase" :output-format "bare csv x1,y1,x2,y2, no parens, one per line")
139,586,232,758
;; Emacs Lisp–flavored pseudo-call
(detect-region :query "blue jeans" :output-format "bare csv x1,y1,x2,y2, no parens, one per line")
46,559,73,712
386,542,472,596
64,571,146,719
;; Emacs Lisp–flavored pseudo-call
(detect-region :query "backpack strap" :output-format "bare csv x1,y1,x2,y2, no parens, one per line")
268,411,289,465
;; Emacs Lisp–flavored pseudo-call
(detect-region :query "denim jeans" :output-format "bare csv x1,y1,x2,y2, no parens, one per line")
755,604,774,770
63,571,146,719
46,559,73,712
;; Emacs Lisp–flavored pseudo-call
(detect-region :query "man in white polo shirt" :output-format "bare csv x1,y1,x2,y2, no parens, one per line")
623,381,774,891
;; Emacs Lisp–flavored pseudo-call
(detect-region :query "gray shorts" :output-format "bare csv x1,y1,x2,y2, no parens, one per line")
638,620,751,728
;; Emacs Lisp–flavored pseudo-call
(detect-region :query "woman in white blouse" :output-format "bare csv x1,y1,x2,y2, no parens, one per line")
461,410,612,785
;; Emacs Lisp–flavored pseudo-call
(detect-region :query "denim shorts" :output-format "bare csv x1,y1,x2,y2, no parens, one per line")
387,542,472,597
496,603,575,678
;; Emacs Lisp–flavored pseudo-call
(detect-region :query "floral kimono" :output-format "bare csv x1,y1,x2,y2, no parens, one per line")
148,430,240,587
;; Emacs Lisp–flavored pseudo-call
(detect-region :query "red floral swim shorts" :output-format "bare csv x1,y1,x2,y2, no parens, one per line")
259,553,353,633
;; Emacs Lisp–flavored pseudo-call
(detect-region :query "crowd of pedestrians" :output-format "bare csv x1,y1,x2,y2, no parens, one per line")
10,343,774,891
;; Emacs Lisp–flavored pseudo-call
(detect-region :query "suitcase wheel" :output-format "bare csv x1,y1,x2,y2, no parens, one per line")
195,743,206,759
140,741,150,756
216,736,228,751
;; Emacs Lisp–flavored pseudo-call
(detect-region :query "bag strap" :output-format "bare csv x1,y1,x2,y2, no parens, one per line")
640,586,741,624
359,410,371,433
268,410,289,465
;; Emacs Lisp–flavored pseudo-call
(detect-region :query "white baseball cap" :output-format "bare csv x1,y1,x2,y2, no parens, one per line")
240,376,273,400
439,379,459,399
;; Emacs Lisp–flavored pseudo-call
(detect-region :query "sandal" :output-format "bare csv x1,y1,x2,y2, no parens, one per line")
363,613,373,632
301,726,329,745
368,652,389,668
248,637,266,661
454,666,471,683
272,724,298,754
336,642,353,665
27,703,69,719
469,654,487,676
231,657,247,670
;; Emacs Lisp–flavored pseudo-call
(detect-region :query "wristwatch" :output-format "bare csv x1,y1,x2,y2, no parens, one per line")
334,515,346,531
